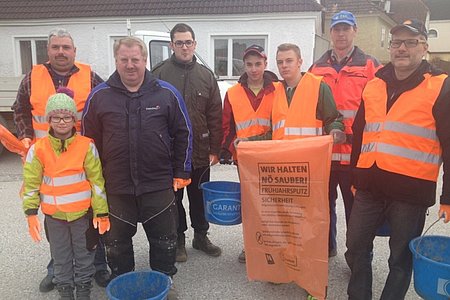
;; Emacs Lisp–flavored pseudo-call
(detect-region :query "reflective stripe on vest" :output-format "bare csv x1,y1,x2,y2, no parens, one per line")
35,135,93,214
41,190,91,206
361,142,442,165
227,84,274,139
43,172,87,186
272,72,323,140
30,63,92,140
339,109,357,120
357,73,447,181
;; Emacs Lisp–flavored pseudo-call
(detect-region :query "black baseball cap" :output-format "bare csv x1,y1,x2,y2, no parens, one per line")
390,19,428,40
243,45,267,60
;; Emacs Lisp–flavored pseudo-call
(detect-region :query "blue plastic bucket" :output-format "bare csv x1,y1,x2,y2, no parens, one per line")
106,271,171,300
409,235,450,300
200,181,241,225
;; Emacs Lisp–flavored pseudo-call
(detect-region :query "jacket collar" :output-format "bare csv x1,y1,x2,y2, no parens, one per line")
48,128,77,153
170,54,197,70
107,69,158,93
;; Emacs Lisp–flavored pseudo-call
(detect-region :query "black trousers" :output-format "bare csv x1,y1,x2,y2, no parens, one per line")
345,190,427,300
105,189,178,277
175,166,210,234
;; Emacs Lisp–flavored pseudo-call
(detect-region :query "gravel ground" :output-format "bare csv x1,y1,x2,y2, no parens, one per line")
1,150,444,299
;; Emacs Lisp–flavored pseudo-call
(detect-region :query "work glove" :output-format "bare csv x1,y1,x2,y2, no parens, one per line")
233,137,249,148
93,216,111,235
27,215,41,242
330,129,346,144
173,178,192,192
439,204,450,223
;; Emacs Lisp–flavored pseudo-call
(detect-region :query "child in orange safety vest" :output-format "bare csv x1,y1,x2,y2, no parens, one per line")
22,91,110,300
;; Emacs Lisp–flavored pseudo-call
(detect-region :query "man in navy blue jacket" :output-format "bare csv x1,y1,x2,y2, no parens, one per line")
82,37,192,298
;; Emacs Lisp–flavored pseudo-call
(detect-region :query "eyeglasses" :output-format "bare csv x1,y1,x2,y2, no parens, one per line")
51,116,74,123
389,39,427,49
173,40,195,48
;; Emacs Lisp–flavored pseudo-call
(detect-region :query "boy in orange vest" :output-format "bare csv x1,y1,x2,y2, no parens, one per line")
22,91,110,300
221,45,278,263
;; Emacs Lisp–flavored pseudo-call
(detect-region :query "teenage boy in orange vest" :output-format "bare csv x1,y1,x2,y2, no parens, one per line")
221,44,278,263
22,91,110,300
272,43,344,141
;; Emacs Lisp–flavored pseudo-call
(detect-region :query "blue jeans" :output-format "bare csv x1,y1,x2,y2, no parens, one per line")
328,169,354,252
345,189,427,300
46,239,108,276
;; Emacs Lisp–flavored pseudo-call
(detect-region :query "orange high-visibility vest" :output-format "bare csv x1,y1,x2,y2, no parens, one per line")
357,73,447,182
227,84,274,139
272,72,323,140
34,135,92,215
30,62,92,139
310,61,379,164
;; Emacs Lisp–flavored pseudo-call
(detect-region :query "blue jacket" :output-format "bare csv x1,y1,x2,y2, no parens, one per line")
82,69,192,196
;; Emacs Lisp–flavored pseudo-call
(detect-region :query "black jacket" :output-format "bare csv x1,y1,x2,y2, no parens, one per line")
82,70,192,196
152,55,223,169
351,61,450,207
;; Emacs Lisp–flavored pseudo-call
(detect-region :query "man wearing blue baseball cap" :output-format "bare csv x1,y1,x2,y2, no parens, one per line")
310,10,381,258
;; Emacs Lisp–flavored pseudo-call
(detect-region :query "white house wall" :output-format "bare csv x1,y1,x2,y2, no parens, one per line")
0,13,320,80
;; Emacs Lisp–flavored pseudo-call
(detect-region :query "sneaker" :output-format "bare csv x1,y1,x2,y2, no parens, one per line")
192,232,222,257
39,274,55,293
238,249,246,263
176,233,187,262
94,269,110,287
328,248,337,258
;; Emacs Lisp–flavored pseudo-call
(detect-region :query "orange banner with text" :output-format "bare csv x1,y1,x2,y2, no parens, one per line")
236,136,332,299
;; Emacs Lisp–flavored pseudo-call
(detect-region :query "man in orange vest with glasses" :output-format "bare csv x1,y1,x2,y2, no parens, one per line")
11,28,110,292
347,19,450,299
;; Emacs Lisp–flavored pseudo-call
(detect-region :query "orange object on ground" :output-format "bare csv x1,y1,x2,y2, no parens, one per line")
236,136,332,300
0,123,27,155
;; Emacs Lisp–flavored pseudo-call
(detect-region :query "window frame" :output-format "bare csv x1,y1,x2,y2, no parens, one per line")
211,35,268,80
14,35,48,76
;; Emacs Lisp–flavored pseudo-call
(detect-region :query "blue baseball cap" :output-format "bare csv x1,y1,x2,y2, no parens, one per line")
330,11,357,28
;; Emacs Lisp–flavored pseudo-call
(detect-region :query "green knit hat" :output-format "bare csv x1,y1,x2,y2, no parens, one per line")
45,93,77,122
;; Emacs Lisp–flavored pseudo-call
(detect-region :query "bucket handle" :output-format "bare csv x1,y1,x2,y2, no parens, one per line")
198,164,212,190
414,216,443,256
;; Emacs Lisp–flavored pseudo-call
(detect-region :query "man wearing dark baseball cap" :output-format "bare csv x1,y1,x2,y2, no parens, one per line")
390,19,428,39
346,17,450,299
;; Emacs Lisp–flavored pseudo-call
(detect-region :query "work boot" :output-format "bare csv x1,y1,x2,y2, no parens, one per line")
75,281,92,300
94,269,110,287
57,284,74,300
192,232,222,257
39,274,55,292
238,249,246,263
176,233,187,262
